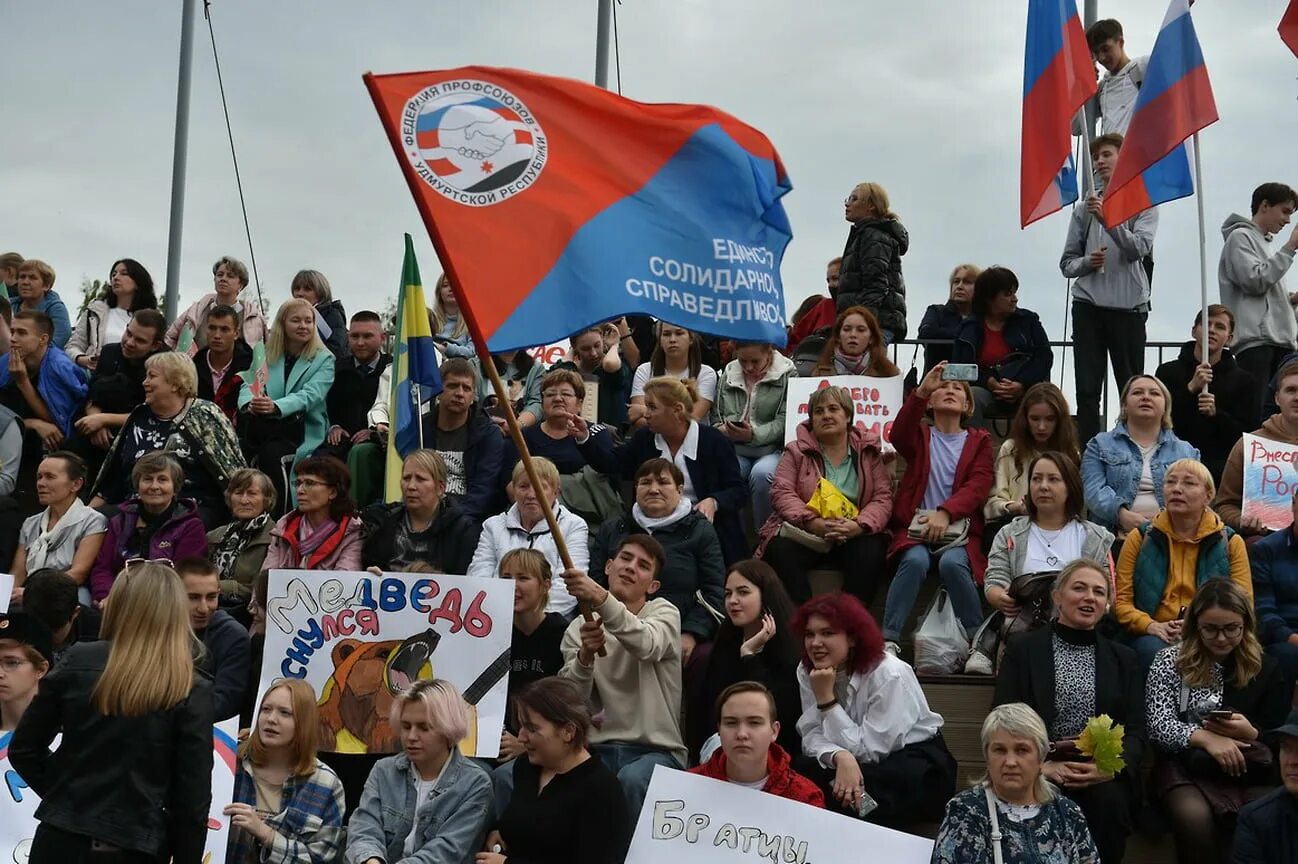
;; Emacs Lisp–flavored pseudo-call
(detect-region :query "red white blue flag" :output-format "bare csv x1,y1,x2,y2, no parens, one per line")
365,67,793,350
1103,0,1218,227
1021,0,1097,227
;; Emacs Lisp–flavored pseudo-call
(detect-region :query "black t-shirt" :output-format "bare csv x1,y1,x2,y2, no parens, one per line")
507,613,567,733
434,423,470,497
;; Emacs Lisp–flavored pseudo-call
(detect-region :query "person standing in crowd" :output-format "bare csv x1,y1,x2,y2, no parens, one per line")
793,593,955,825
559,535,686,819
1232,707,1298,863
263,455,362,573
757,385,894,606
1247,490,1298,688
1145,580,1290,864
714,340,795,528
10,452,107,607
19,569,95,665
176,557,249,723
0,310,87,448
570,376,748,564
361,449,479,573
429,272,476,358
345,679,492,864
1061,133,1158,444
918,264,980,373
1216,360,1298,537
481,678,629,864
883,362,993,661
994,560,1145,864
13,259,71,348
984,383,1080,541
0,611,52,731
318,311,389,464
691,682,824,807
409,358,503,520
166,256,265,352
226,679,346,864
629,322,717,425
89,453,208,604
1115,458,1251,671
952,266,1054,425
692,559,801,762
1084,18,1146,136
90,351,246,528
238,297,335,512
67,258,158,370
786,256,842,353
290,269,349,360
837,182,908,343
590,458,724,664
930,703,1099,864
1155,305,1261,483
973,452,1114,674
207,468,276,615
1219,183,1298,403
810,306,900,378
11,561,213,864
551,322,634,429
468,457,587,616
1082,374,1199,540
194,305,253,424
479,348,545,434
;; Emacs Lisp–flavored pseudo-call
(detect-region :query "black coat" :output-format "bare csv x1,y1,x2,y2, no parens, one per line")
317,299,350,360
327,353,391,435
917,301,966,372
1155,342,1260,482
194,342,253,420
86,343,153,414
952,308,1054,390
418,404,505,521
10,641,213,863
361,500,480,573
837,217,909,339
1234,786,1298,864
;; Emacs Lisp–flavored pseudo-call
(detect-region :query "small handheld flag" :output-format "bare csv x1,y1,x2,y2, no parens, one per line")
247,341,268,399
176,324,195,354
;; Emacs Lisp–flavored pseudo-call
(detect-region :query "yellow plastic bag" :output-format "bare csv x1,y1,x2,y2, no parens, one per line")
806,477,859,519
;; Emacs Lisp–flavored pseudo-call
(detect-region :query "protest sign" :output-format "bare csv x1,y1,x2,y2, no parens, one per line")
784,375,903,449
626,767,933,864
1241,432,1298,531
260,569,513,758
0,574,12,613
0,722,238,864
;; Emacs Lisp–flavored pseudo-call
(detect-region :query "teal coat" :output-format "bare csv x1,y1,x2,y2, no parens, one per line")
238,347,335,504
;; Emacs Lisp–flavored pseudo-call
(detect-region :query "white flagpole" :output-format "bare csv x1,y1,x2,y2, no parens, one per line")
1193,134,1209,380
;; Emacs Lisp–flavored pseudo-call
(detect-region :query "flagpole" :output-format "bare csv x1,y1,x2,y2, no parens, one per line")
1193,132,1210,380
414,381,424,449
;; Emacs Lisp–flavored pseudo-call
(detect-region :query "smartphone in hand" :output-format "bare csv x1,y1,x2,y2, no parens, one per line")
941,363,979,382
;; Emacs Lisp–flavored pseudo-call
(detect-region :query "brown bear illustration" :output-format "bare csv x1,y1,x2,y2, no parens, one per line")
316,629,440,753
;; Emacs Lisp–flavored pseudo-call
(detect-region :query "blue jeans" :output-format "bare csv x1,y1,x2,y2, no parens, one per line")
883,544,983,642
1128,633,1174,674
489,758,516,818
736,452,781,528
593,742,681,819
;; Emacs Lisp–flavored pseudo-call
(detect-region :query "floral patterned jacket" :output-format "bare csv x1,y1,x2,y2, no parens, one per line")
931,785,1098,864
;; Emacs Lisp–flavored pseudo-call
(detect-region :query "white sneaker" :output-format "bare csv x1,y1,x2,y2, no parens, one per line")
884,641,902,658
964,648,994,676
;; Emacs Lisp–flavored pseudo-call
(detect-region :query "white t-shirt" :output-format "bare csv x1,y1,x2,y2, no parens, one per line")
1130,442,1159,518
630,362,718,402
1024,521,1086,573
104,307,132,346
403,775,441,856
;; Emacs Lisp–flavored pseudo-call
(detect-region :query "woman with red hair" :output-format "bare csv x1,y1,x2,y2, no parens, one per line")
792,593,955,826
811,306,900,378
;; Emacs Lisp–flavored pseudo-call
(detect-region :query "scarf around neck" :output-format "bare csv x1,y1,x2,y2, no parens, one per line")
833,350,868,375
632,498,693,532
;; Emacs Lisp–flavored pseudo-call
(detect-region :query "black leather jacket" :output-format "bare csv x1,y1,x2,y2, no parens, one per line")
10,641,214,863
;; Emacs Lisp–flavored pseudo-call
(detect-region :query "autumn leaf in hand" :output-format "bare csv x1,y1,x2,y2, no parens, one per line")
1077,714,1126,776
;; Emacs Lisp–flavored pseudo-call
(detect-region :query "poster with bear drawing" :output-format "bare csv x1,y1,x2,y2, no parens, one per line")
259,569,514,758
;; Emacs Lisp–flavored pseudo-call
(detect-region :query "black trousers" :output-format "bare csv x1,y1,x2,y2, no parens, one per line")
761,530,889,606
795,734,957,829
1072,302,1148,444
1064,775,1136,863
29,825,161,864
1235,343,1293,416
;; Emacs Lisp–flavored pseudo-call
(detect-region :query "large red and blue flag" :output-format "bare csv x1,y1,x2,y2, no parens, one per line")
365,67,793,350
1021,0,1097,227
1103,0,1217,227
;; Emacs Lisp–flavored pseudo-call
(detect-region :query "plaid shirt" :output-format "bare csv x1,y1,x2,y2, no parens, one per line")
226,758,346,864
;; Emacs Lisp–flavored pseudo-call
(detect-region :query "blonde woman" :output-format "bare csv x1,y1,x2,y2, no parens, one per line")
226,678,346,864
238,297,336,510
837,182,908,343
345,679,492,864
10,561,214,864
430,272,475,358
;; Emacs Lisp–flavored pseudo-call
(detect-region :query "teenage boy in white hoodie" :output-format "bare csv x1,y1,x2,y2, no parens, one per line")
1219,182,1298,407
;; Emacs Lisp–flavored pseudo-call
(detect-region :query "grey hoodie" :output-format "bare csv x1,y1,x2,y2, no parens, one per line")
1219,213,1298,353
1060,191,1157,311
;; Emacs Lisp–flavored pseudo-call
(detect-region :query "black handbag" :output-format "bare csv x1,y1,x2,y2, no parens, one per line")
1002,570,1057,639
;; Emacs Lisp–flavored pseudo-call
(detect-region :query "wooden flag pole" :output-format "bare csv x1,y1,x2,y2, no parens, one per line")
1193,133,1210,385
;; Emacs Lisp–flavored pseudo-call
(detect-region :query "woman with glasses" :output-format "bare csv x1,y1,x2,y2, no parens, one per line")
0,611,52,732
1113,458,1252,672
89,452,208,605
264,456,361,573
836,182,908,345
11,561,214,864
1145,579,1290,864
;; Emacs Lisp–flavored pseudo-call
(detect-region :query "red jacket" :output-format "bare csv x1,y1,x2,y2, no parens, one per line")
787,297,837,353
886,390,994,581
689,742,825,807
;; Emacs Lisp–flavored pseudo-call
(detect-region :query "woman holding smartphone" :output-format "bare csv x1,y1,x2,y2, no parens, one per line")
715,341,796,528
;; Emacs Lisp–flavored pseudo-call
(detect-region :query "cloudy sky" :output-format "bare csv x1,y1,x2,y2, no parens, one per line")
5,0,1298,388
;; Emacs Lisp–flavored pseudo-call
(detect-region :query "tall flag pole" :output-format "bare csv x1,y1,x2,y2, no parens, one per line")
1021,0,1097,228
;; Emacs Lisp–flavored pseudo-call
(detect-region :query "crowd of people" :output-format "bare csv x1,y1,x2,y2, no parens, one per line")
5,16,1298,864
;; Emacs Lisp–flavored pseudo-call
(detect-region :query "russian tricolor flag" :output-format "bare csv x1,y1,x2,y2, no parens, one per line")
1021,0,1097,228
1103,0,1218,227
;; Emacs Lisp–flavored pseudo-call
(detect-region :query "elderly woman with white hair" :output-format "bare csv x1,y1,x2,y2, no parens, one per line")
89,350,245,528
931,703,1099,864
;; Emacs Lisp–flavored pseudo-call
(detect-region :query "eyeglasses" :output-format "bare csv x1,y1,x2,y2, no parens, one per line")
294,478,329,489
0,658,31,673
1199,622,1245,640
125,556,175,569
543,390,578,399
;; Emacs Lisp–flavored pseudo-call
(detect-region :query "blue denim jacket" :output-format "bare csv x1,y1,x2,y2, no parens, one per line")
344,749,492,864
1082,423,1200,529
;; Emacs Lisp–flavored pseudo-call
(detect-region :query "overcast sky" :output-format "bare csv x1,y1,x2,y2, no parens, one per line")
5,0,1298,383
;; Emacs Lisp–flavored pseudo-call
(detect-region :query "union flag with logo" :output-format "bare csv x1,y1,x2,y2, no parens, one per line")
364,66,794,351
